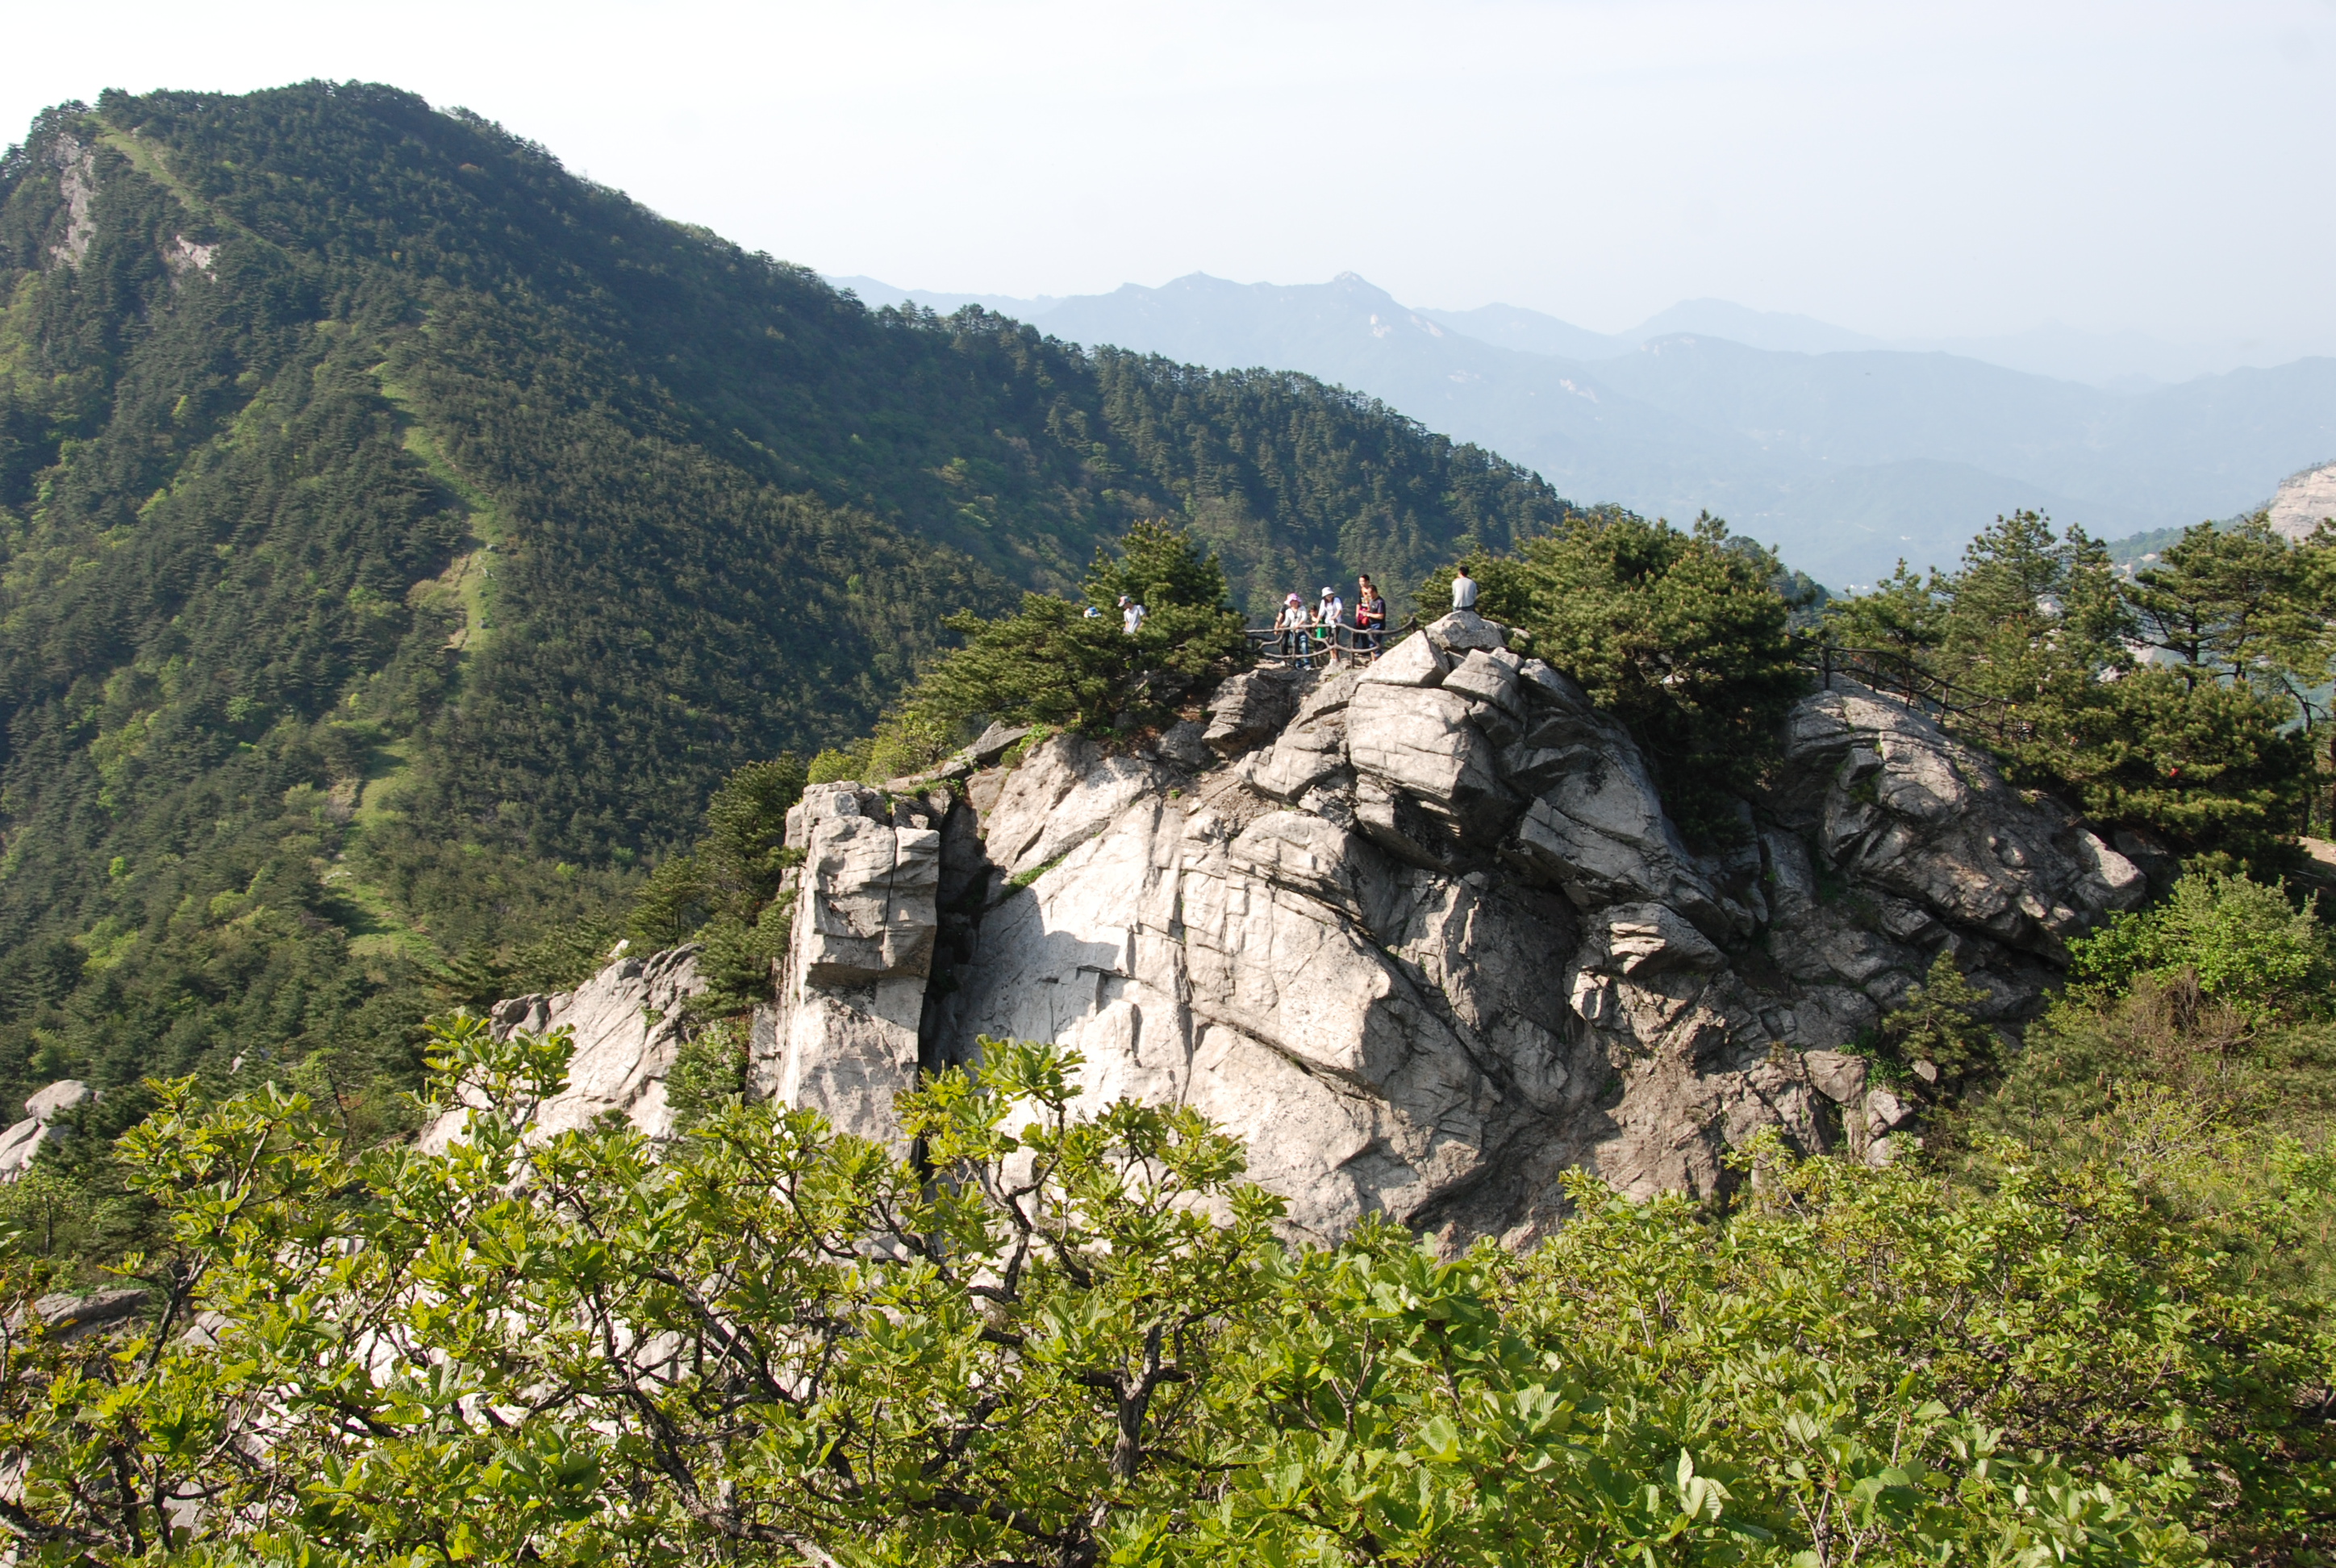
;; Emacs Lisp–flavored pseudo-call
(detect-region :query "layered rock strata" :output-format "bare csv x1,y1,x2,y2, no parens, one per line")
748,611,2146,1245
746,782,944,1147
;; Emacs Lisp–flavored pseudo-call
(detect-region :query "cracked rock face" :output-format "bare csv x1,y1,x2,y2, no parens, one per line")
45,135,97,270
720,615,2146,1245
750,783,945,1147
423,945,706,1152
1779,688,2146,961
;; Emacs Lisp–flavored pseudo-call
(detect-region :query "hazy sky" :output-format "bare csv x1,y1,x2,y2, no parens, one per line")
6,1,2332,347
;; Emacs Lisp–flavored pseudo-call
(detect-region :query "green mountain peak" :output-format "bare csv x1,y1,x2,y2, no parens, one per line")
0,81,1567,1110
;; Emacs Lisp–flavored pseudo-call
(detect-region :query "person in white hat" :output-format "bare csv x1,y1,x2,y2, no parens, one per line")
1314,583,1345,666
1277,591,1310,663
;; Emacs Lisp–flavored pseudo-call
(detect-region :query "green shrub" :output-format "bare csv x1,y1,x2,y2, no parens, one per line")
807,744,866,784
20,1028,2324,1562
691,891,794,1015
663,1017,750,1131
1879,950,2000,1092
1413,550,1539,629
2043,668,2309,865
2067,871,2331,1026
1943,973,2336,1309
1500,509,1804,842
624,757,805,993
861,709,958,783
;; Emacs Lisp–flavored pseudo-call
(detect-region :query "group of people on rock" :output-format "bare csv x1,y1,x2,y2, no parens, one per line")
1107,562,1483,673
1274,575,1390,668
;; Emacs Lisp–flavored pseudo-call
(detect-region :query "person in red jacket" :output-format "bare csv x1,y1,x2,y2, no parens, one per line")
1353,576,1385,662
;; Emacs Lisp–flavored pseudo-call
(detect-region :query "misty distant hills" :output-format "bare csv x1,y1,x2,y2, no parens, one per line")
834,272,2336,587
1415,298,2272,386
1419,299,1879,360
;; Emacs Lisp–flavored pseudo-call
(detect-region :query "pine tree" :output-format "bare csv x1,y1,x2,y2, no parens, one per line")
914,521,1252,733
1505,509,1804,841
1883,951,1999,1093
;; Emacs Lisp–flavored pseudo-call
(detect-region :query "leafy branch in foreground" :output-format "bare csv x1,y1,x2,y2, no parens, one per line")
0,1018,2320,1562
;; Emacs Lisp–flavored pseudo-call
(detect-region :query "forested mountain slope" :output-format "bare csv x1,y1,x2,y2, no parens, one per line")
0,81,1566,1109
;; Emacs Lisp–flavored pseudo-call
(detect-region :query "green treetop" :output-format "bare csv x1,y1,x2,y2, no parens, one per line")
912,520,1254,734
1824,511,2319,863
1500,510,1805,842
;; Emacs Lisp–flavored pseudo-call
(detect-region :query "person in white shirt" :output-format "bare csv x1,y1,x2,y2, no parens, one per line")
1451,565,1478,611
1314,586,1344,665
1120,594,1146,636
1277,593,1309,662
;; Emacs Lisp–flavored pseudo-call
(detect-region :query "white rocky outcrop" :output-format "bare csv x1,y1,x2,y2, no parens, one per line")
420,945,705,1151
725,611,2146,1246
2267,461,2336,543
0,1080,91,1182
45,135,97,271
748,782,945,1147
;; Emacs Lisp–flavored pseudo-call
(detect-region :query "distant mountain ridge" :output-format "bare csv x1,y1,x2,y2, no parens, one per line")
836,271,2336,587
835,275,2323,388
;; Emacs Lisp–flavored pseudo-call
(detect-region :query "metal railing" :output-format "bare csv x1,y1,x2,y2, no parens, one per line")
1233,620,2039,746
1804,642,2039,748
1246,615,1408,668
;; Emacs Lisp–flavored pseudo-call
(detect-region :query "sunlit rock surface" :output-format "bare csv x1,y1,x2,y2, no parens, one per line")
563,612,2146,1245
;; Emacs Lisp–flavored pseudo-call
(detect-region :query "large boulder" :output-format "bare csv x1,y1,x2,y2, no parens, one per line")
1244,669,1361,802
24,1081,90,1123
750,783,943,1147
15,1287,148,1342
0,1079,90,1182
1775,686,2146,962
1421,611,1508,655
1203,666,1301,755
1345,679,1516,844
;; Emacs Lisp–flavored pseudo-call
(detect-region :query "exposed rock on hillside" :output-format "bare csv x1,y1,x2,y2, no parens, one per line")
422,945,704,1151
0,1080,92,1182
740,611,2145,1246
747,784,945,1149
2267,461,2336,542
